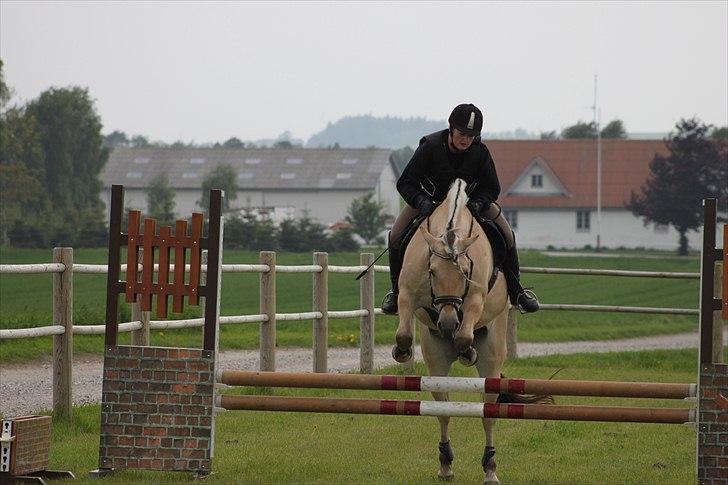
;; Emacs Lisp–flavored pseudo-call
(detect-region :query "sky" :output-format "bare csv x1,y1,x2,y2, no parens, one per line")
1,1,727,144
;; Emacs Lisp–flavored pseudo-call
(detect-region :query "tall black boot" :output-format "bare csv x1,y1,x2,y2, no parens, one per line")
503,242,539,313
381,245,402,315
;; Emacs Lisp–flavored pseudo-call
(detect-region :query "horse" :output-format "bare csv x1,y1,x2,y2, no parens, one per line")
391,178,550,484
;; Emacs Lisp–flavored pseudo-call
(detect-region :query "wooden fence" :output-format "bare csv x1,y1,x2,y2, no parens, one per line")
0,250,723,419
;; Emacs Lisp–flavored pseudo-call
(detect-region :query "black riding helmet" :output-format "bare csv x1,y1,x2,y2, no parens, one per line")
448,103,483,137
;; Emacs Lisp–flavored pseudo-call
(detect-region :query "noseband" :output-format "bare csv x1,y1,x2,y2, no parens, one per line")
428,247,474,321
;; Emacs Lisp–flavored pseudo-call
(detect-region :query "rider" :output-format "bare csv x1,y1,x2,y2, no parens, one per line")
381,103,539,315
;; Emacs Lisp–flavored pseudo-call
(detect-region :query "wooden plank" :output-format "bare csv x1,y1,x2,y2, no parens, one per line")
52,247,73,420
700,199,717,365
141,218,156,311
104,185,124,346
124,210,141,303
189,212,203,306
173,219,188,314
156,225,172,318
312,252,328,373
723,225,727,320
131,301,150,346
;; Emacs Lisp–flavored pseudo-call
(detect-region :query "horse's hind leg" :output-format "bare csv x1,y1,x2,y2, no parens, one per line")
421,323,458,481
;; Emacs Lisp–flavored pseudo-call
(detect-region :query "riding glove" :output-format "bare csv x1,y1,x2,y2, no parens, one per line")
415,194,436,217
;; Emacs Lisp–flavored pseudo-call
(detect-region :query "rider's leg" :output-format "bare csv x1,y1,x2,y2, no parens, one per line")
481,203,539,313
381,204,419,315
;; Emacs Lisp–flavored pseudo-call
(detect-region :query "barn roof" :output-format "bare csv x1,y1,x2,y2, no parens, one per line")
102,147,393,190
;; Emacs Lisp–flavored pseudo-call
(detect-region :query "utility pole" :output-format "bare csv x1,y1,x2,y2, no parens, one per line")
592,74,603,252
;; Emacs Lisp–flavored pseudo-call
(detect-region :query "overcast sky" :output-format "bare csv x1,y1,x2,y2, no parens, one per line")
1,1,726,143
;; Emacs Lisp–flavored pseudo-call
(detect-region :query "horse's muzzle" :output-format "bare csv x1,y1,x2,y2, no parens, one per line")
436,305,462,341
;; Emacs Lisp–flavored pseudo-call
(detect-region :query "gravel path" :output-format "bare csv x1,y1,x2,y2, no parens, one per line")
1,329,725,418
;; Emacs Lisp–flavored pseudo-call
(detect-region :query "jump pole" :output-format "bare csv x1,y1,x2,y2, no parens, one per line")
217,370,696,400
216,395,694,424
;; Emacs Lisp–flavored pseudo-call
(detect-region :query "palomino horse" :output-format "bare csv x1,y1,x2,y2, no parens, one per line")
392,179,548,484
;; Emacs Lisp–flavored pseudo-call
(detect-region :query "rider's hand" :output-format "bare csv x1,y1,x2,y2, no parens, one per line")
467,197,491,217
415,195,436,217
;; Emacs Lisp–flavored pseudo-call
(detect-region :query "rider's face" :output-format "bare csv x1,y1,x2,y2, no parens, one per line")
449,128,476,151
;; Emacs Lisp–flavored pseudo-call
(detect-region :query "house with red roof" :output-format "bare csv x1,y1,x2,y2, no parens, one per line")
486,139,709,250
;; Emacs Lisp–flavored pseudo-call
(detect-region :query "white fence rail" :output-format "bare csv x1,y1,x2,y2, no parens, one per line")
0,247,707,418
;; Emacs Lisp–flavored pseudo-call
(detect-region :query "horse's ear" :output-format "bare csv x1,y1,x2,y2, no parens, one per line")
458,234,479,252
419,225,442,249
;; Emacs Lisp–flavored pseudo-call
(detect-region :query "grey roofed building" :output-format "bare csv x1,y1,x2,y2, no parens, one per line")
100,147,399,226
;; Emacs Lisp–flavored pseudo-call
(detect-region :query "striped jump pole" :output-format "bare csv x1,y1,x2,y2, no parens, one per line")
216,370,696,400
216,395,695,424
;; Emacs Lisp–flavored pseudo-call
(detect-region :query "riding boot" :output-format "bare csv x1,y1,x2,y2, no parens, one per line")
503,242,539,313
381,246,402,315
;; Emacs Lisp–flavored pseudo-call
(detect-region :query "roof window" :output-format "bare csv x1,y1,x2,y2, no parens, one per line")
133,157,150,164
182,172,198,178
342,158,358,165
245,158,261,165
280,173,296,180
190,158,205,164
286,158,302,165
126,172,143,178
336,173,352,179
238,172,255,179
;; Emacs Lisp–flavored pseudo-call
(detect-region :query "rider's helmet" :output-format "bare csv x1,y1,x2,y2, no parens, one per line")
448,103,483,137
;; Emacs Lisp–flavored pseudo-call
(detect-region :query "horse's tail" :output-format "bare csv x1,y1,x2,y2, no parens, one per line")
494,374,556,405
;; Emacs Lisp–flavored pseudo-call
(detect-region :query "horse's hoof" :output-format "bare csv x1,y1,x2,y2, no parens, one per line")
392,345,413,363
438,469,455,481
457,347,477,367
483,473,500,485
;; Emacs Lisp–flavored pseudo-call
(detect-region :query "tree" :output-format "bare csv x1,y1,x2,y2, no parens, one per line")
600,119,627,139
626,117,728,255
712,126,728,140
25,87,109,245
0,59,12,109
561,121,597,139
222,137,245,148
199,164,238,212
0,162,47,245
130,135,150,148
103,130,129,149
147,172,176,226
344,192,389,245
540,131,557,140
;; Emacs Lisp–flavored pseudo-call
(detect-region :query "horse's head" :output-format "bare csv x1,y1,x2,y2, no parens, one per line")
420,226,479,341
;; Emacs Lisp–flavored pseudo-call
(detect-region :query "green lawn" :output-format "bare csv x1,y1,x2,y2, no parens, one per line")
0,246,702,363
46,349,703,484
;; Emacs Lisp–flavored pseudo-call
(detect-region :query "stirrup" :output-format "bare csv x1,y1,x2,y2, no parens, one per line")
381,291,398,315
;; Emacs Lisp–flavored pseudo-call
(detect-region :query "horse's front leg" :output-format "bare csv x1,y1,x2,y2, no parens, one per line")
453,294,483,366
392,291,416,362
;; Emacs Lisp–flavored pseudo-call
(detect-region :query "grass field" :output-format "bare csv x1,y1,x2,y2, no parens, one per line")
44,349,703,484
0,246,701,363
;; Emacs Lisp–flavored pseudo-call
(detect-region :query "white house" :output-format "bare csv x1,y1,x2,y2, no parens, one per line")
100,147,399,226
487,139,721,251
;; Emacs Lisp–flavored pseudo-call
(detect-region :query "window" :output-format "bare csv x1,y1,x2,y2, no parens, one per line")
342,158,358,165
576,211,591,232
280,173,296,179
190,158,205,164
336,173,351,179
531,174,543,188
286,158,302,165
504,210,518,230
237,172,255,179
133,157,150,164
245,158,261,165
126,172,143,178
182,172,198,179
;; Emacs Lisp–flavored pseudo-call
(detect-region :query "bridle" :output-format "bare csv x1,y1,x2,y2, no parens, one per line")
426,216,476,325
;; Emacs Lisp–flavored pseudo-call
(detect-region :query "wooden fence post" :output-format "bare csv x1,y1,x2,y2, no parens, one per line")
714,261,724,363
313,252,328,373
131,247,151,346
360,253,374,374
506,306,518,360
52,247,73,420
260,251,276,372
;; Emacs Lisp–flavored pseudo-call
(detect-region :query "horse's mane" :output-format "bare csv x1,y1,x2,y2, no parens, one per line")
430,179,470,253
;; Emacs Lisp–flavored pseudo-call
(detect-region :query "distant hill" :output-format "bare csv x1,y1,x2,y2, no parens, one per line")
305,115,541,148
306,115,445,148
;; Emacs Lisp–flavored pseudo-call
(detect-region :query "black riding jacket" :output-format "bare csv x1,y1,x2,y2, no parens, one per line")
396,129,501,208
